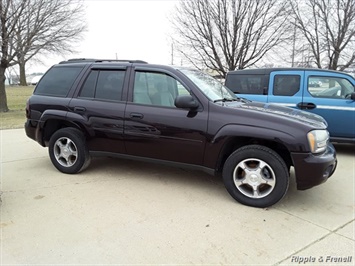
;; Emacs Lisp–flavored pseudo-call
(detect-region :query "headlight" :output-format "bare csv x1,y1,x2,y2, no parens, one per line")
307,130,329,154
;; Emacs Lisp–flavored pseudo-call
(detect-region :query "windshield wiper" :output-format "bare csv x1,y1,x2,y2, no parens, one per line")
235,96,251,103
214,96,251,103
213,97,238,103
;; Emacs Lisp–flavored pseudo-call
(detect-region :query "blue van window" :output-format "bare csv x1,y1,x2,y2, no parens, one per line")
273,75,300,96
308,76,354,99
226,74,265,94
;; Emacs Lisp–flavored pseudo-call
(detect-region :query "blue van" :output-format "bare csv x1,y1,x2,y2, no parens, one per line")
225,68,355,143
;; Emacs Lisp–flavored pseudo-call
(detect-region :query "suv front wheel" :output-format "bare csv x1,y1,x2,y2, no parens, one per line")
222,145,289,208
48,128,91,174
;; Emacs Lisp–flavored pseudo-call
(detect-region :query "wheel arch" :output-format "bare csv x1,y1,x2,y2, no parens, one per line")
42,119,88,147
215,137,293,174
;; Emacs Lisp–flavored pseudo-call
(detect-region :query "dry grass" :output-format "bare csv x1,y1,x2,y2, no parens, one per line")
0,86,34,130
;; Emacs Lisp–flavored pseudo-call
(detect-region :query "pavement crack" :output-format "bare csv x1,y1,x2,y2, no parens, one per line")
1,156,47,164
1,178,130,193
275,207,353,232
274,219,355,265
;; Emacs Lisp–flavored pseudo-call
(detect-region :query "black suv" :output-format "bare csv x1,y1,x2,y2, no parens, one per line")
25,59,337,207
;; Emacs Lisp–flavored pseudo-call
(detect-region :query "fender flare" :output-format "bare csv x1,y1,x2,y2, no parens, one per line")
211,124,300,149
204,124,308,170
37,110,92,145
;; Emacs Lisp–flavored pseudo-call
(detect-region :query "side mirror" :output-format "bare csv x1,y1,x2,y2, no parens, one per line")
346,92,355,100
175,95,199,109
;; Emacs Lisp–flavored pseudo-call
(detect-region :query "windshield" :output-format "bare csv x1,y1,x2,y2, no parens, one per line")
178,68,236,101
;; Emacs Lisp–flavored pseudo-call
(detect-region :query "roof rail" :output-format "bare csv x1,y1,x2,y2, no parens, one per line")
59,58,148,64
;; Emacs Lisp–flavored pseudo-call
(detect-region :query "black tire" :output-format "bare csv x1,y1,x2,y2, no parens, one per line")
222,145,289,208
48,128,91,174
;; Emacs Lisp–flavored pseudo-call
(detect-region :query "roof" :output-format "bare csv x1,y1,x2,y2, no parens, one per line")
58,58,148,64
227,68,351,76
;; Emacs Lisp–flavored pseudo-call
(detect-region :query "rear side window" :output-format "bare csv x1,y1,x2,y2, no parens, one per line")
225,74,266,94
35,66,83,97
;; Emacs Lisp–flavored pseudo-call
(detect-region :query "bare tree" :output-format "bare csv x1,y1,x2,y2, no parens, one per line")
0,0,86,112
171,0,291,78
1,0,24,112
291,0,355,70
14,0,86,85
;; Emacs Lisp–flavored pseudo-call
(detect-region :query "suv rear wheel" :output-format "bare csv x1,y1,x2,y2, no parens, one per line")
48,128,91,174
222,145,289,208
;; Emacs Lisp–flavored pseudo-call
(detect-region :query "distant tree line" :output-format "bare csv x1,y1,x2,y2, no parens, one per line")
1,0,354,113
172,0,355,78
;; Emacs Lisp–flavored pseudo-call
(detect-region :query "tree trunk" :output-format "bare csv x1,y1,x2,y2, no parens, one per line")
0,66,9,112
19,61,27,86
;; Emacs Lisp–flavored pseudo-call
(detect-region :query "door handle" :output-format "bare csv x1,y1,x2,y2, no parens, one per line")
130,112,144,119
297,102,316,110
74,106,86,112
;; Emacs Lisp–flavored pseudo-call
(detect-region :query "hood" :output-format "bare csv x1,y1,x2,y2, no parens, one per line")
223,101,327,128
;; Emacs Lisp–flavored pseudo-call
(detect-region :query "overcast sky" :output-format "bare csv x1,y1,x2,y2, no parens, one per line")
28,0,179,74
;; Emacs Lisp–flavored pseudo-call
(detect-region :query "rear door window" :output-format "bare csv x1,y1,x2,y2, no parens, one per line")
79,70,126,101
273,75,300,96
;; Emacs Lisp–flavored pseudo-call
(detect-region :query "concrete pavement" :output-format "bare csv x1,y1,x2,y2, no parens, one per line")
0,128,354,265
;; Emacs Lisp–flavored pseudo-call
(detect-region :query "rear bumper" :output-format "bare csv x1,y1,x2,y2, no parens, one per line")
25,119,44,146
291,143,337,190
25,120,36,139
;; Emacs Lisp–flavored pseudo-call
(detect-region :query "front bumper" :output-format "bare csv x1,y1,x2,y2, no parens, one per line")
291,143,337,190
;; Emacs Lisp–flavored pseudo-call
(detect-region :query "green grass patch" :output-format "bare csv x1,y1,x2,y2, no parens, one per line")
0,85,34,129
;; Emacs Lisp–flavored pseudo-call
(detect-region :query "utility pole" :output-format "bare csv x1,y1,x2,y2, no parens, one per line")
171,42,174,65
291,20,297,67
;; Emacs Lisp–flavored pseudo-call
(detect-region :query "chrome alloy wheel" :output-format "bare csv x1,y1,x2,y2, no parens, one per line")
233,158,276,199
53,137,78,167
